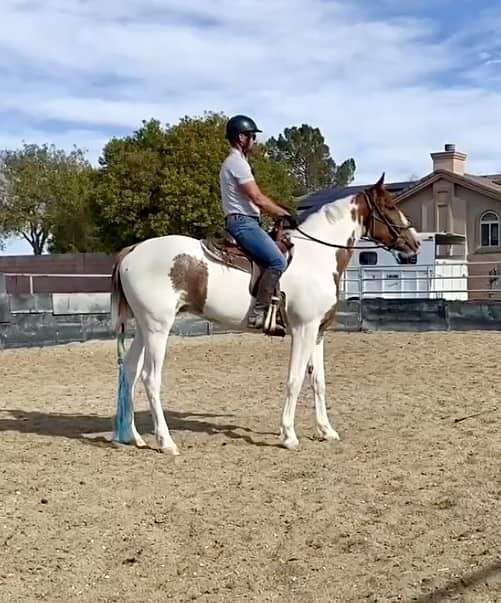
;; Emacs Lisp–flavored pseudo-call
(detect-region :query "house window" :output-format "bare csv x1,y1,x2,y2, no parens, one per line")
480,211,500,247
359,251,378,265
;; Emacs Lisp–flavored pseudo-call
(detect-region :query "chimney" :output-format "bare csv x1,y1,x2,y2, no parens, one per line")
431,144,467,175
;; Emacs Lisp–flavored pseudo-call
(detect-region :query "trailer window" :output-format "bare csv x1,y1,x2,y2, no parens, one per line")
359,252,378,265
397,253,417,264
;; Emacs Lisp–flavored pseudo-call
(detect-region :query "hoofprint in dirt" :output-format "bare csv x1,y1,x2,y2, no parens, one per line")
0,332,499,602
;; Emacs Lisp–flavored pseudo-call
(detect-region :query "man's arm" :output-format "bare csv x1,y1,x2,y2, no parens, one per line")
239,180,290,218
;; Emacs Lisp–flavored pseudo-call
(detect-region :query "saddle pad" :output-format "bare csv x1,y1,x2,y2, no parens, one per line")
200,238,251,274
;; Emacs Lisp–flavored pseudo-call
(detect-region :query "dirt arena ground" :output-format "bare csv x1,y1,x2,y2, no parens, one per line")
0,331,500,602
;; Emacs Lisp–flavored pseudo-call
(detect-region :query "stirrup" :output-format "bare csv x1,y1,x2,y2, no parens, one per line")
263,296,286,337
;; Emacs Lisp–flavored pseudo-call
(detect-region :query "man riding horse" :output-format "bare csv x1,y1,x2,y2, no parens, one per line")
220,115,292,330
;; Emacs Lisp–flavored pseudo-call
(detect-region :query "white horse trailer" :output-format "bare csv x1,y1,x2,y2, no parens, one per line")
341,232,468,300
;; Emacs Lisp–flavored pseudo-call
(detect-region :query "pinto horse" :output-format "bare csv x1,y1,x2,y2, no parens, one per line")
111,174,420,454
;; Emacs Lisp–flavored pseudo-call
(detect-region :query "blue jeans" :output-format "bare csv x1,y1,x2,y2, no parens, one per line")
225,214,287,273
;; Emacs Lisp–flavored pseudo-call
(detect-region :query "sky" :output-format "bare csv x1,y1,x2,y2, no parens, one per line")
1,0,501,254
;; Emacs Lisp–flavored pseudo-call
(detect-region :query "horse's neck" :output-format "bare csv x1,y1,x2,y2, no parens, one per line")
300,196,363,247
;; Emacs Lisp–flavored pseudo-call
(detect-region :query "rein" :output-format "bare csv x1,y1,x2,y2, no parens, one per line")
291,192,412,252
294,226,387,250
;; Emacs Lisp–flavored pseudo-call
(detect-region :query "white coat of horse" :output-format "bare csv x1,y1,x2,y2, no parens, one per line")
111,175,420,454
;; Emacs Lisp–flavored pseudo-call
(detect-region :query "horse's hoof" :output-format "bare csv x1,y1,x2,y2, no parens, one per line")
112,432,133,447
111,439,128,449
112,432,147,448
280,437,299,450
318,429,340,442
160,445,180,456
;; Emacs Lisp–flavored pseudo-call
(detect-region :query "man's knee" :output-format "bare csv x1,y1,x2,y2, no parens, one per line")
269,254,287,273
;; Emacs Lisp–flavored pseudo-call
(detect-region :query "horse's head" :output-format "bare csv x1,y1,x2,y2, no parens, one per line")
358,173,420,257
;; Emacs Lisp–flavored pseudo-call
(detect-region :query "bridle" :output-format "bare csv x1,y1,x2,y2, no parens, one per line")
292,190,413,251
362,191,413,250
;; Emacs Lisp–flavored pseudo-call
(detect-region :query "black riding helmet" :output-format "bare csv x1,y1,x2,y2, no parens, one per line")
226,115,262,143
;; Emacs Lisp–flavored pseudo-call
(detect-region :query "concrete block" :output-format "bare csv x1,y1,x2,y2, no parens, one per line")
362,299,448,331
447,301,501,331
333,301,362,331
0,312,57,348
9,294,53,314
172,313,212,336
52,293,110,315
0,312,116,349
81,314,115,342
0,294,10,323
170,313,236,337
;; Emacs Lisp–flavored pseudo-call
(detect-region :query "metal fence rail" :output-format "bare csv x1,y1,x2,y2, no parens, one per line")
340,260,501,300
3,259,501,300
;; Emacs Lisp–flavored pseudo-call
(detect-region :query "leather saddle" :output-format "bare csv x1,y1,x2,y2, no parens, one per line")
200,221,294,296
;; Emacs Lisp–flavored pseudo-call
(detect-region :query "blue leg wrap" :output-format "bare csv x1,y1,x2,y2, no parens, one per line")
114,331,132,443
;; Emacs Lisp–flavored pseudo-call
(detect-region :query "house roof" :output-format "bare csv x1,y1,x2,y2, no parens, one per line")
297,170,501,213
477,174,501,185
463,174,501,193
297,180,417,211
394,170,501,203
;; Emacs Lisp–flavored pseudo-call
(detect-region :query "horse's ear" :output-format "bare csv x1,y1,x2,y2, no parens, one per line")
375,172,385,190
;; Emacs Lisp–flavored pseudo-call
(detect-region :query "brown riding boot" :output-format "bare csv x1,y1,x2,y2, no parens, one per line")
247,268,282,331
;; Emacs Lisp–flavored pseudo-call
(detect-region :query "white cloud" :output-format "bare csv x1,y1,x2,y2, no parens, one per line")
0,128,110,165
0,0,500,184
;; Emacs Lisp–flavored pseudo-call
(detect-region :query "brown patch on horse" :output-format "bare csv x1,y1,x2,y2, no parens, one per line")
319,234,356,336
351,193,371,226
334,232,355,286
170,254,208,313
319,305,337,335
319,232,356,336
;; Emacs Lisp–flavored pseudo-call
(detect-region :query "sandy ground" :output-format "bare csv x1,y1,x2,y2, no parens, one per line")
0,331,500,602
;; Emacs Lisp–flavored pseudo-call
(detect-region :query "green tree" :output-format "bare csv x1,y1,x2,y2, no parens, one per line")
0,144,97,254
249,145,295,206
48,168,102,254
266,124,356,196
95,113,296,251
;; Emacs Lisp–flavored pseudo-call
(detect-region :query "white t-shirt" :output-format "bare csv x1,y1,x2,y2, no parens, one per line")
219,148,260,217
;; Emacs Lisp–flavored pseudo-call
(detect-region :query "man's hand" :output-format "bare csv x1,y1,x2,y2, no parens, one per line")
274,205,292,219
283,214,298,229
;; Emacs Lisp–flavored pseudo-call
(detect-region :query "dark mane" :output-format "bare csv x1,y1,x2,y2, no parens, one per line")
296,180,417,224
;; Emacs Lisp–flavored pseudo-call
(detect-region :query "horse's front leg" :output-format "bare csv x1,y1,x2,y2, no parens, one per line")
308,336,340,442
280,321,320,449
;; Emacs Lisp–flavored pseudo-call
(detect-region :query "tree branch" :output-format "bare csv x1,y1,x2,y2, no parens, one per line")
40,230,49,252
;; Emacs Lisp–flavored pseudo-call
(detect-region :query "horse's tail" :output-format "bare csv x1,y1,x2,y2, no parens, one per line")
110,245,137,444
110,245,136,337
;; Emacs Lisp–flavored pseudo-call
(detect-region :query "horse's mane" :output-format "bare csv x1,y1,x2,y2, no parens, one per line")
297,192,358,225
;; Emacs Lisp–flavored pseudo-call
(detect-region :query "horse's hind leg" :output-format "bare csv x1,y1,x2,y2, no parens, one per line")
113,329,146,447
141,318,179,455
127,330,147,447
